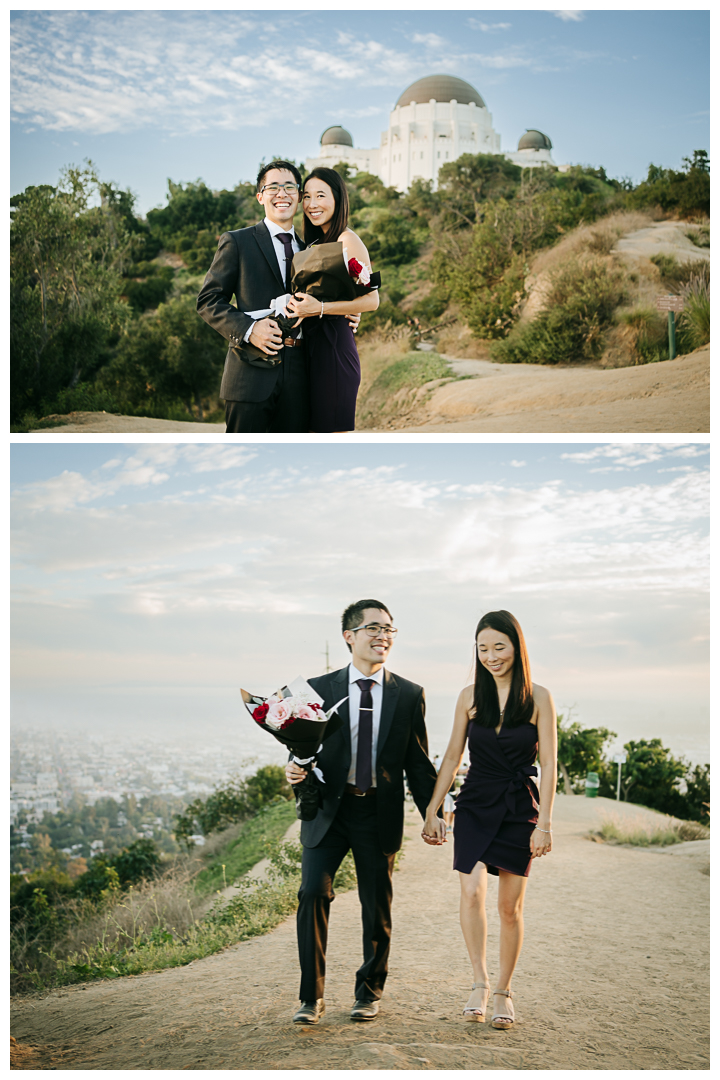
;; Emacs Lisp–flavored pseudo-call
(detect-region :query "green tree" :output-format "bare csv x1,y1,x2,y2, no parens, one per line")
10,163,134,420
174,766,292,847
682,763,710,824
556,713,616,793
616,738,687,813
360,210,420,266
437,152,522,227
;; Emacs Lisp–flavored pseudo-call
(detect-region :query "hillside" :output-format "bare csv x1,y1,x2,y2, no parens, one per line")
10,795,709,1070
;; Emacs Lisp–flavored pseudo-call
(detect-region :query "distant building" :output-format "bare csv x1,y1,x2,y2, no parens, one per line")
305,73,566,192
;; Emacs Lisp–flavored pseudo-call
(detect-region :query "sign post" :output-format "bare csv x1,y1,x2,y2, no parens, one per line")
613,752,627,801
655,295,685,360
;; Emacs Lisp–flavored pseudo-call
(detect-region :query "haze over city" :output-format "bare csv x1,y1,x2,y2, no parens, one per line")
11,441,709,767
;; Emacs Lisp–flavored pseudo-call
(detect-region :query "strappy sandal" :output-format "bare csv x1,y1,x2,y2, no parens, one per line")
463,981,490,1022
491,988,515,1029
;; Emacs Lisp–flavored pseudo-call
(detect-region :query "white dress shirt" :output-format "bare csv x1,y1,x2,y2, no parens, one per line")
346,662,385,788
243,217,302,343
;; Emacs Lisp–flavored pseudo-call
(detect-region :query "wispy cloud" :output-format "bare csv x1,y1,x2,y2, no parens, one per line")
468,20,512,33
552,11,586,22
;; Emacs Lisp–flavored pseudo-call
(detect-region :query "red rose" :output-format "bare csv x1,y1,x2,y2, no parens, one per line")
252,703,269,723
348,257,363,278
309,702,322,712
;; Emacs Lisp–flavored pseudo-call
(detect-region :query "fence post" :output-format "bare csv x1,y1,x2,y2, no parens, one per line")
668,311,676,360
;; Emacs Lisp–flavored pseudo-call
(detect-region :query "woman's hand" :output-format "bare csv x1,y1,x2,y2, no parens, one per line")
530,826,552,858
286,291,322,318
421,814,447,846
285,762,308,786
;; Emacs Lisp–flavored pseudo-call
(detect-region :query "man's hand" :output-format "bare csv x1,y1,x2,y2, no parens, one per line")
421,815,447,846
286,761,308,786
345,313,361,333
248,317,283,356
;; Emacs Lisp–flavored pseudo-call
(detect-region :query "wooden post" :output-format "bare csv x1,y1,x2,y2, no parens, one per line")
668,311,676,360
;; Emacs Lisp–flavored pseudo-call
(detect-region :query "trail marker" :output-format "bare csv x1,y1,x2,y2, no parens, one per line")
613,752,627,801
655,295,685,359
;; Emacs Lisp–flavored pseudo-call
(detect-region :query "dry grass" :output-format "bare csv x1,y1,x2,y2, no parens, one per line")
594,812,709,847
61,863,202,957
356,328,414,407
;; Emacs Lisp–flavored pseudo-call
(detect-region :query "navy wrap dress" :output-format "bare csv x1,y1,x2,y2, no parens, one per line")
302,315,361,433
453,720,539,878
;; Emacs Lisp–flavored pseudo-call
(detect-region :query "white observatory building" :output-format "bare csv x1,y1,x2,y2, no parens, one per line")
305,73,561,191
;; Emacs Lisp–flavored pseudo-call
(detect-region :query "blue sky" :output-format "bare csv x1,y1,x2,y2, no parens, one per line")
11,442,710,766
11,8,710,214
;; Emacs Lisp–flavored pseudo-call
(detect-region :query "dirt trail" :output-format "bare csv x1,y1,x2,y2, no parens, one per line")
10,795,709,1070
367,348,709,433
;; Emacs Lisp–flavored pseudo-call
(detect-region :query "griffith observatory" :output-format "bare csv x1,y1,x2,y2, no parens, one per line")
304,74,565,191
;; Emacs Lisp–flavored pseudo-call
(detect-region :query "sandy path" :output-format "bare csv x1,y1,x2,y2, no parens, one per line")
10,795,708,1070
367,348,709,433
24,348,708,436
26,414,225,433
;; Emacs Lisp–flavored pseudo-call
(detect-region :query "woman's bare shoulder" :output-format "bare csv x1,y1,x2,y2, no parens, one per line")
459,683,474,708
531,682,550,702
340,228,370,259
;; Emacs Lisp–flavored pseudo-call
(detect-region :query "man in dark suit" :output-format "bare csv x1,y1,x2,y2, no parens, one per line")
196,160,309,433
286,599,438,1024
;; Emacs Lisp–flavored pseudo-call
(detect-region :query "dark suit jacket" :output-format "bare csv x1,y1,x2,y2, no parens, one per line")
196,222,306,403
303,666,437,856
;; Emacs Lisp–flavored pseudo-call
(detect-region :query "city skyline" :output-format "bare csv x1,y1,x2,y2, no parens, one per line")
11,8,709,213
11,442,710,767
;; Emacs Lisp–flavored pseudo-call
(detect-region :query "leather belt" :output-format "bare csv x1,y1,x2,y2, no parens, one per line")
345,783,376,797
283,337,299,348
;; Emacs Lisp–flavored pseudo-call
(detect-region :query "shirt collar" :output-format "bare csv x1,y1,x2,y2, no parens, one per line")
264,216,296,240
348,662,384,686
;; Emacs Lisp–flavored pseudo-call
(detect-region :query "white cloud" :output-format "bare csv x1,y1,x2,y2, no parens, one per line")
411,33,447,49
552,11,586,22
468,21,512,33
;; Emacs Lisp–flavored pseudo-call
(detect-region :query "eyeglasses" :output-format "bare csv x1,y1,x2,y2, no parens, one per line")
351,623,398,639
260,183,299,195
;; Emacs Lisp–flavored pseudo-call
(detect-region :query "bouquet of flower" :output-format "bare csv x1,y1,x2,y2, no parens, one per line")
241,295,301,367
290,242,381,303
241,677,347,820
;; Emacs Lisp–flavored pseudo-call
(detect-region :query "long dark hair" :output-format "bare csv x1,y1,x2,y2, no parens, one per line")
471,610,534,728
302,167,350,246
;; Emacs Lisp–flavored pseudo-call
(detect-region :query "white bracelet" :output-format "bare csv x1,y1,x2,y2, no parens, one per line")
534,827,552,834
319,301,324,318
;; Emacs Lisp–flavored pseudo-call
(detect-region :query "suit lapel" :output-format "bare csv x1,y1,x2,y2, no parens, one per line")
377,669,399,758
253,221,285,292
331,667,351,751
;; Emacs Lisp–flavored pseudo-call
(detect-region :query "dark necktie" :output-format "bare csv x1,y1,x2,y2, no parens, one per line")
275,232,294,291
355,679,375,793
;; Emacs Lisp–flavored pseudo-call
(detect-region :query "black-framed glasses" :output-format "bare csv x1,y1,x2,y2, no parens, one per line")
260,182,299,195
351,623,398,639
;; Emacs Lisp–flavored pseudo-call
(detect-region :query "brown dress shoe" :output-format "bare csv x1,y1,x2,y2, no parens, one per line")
293,1000,325,1024
350,999,380,1021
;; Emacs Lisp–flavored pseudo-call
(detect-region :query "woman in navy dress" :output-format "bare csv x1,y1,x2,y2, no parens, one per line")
423,611,557,1029
286,168,379,433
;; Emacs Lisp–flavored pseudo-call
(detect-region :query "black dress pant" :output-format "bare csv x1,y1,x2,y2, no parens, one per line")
296,790,395,1002
224,346,310,433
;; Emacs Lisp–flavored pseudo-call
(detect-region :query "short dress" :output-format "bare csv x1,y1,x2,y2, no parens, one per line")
453,719,539,878
302,315,361,433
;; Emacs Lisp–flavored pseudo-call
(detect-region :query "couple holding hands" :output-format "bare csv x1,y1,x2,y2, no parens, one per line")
197,161,378,434
285,600,557,1029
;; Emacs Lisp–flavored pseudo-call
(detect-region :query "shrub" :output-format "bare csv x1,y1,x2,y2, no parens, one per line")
678,270,710,348
174,766,292,846
492,255,627,364
618,308,670,364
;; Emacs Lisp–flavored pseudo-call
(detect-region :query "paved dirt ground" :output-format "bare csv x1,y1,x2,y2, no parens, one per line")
10,795,709,1070
369,348,709,433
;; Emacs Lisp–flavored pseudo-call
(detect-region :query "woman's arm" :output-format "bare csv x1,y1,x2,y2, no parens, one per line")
530,684,557,858
421,686,472,844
